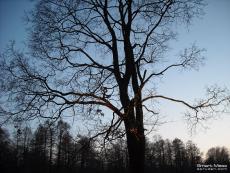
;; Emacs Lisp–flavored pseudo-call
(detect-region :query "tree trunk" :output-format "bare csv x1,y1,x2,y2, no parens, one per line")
125,107,145,173
118,39,145,172
119,81,145,173
124,113,145,173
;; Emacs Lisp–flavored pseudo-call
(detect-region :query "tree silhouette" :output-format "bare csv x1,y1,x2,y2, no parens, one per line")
0,124,230,173
56,120,70,168
104,138,128,173
172,138,187,171
1,0,230,172
0,127,17,172
144,137,207,173
205,147,230,165
186,140,201,171
30,124,49,173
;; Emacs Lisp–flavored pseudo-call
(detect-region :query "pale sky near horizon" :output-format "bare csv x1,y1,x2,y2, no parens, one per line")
0,0,229,154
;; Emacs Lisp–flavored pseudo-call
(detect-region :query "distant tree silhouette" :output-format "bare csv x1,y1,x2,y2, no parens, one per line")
1,1,230,173
172,138,187,172
0,127,16,172
44,121,55,173
145,137,204,173
186,140,201,171
104,138,128,173
164,139,173,169
20,127,32,172
30,124,49,173
1,125,230,173
205,147,230,165
56,120,70,169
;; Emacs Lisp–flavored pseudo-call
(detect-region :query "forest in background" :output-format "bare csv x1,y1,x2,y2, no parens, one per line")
0,120,229,173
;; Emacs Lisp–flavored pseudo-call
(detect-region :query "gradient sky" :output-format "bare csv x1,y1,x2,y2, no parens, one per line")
155,0,230,154
0,0,229,154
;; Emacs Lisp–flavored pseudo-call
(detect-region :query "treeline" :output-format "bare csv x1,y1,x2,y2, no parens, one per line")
0,120,229,173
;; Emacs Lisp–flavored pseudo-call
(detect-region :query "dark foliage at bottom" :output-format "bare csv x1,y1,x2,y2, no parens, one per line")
0,121,229,173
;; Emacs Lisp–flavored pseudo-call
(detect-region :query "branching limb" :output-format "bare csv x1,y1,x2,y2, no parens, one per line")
143,85,230,125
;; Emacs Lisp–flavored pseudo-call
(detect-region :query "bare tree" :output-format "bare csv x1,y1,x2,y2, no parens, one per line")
56,120,70,168
0,0,229,173
186,140,201,168
172,138,187,171
205,147,230,164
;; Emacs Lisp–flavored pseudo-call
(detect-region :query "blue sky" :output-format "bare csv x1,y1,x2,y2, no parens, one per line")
0,0,35,50
156,0,230,154
0,0,229,153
